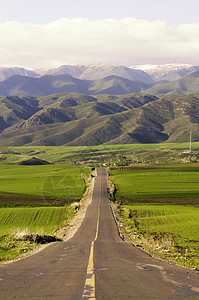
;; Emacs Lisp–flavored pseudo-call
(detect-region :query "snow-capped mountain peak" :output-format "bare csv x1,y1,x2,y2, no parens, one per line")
131,63,199,81
0,63,199,83
132,63,193,71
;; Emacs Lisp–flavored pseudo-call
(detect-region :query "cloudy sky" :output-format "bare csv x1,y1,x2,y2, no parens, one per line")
1,0,199,69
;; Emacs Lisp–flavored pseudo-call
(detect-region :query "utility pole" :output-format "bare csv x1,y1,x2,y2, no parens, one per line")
189,131,192,153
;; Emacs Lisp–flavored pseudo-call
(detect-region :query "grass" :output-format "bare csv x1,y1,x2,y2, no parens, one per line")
119,204,199,268
0,235,38,262
1,142,199,166
0,163,90,262
0,206,73,236
0,164,90,203
0,206,74,262
109,164,199,205
109,164,199,268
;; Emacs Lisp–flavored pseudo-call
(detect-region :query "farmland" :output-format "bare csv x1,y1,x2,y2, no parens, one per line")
1,143,199,266
110,164,199,205
120,204,199,268
109,164,199,268
0,163,90,262
1,142,199,167
0,206,74,262
0,164,90,204
0,206,73,236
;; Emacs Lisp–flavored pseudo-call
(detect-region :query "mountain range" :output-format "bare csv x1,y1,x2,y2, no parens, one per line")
0,91,199,146
1,70,199,96
1,63,199,83
0,63,199,146
133,63,199,81
0,74,151,96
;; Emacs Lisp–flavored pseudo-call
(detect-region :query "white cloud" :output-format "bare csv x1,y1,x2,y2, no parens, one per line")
0,18,199,69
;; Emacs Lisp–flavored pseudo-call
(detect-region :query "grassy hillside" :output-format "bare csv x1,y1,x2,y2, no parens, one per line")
2,70,199,97
1,92,199,146
145,71,199,95
0,92,160,146
0,74,152,96
89,75,150,94
0,74,88,96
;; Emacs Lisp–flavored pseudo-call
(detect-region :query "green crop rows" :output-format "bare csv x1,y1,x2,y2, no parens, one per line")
0,163,90,262
110,164,199,268
0,206,73,236
0,164,90,201
110,164,199,204
0,206,74,262
120,204,199,268
122,204,199,241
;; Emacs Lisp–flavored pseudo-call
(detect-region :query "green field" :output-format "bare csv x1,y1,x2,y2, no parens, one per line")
1,143,199,266
121,204,199,241
1,142,199,166
0,164,90,203
0,206,73,236
110,164,199,205
0,206,74,262
110,164,199,267
120,204,199,267
0,163,90,262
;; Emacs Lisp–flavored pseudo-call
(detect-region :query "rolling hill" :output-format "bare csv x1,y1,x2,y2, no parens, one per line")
0,66,199,146
145,71,199,95
0,92,199,146
1,69,199,97
0,74,152,96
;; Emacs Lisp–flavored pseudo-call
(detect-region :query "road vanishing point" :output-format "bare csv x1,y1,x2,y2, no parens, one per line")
0,168,199,299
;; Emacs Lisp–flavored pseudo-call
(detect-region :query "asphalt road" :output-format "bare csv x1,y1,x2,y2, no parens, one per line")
0,168,199,299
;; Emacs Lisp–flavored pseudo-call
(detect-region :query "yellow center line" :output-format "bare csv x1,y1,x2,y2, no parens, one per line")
82,176,101,299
